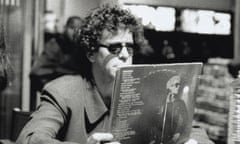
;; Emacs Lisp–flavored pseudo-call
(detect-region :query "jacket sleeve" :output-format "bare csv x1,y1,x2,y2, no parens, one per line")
16,93,79,144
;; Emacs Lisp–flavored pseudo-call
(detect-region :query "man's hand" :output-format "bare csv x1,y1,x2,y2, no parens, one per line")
185,138,198,144
172,133,180,142
87,132,120,144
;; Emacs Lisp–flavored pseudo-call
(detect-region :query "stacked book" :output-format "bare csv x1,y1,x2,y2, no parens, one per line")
194,63,233,143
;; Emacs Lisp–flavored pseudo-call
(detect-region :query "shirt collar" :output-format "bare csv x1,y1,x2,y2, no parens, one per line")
84,83,109,124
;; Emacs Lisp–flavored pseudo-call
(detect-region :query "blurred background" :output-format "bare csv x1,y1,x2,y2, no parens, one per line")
0,0,239,143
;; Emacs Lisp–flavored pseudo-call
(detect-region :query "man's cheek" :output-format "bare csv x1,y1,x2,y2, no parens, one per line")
103,54,118,67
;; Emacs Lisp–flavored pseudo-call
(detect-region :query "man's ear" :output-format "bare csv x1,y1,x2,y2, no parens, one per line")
87,52,95,63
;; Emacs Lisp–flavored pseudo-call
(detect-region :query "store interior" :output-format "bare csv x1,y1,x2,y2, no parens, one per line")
0,0,239,143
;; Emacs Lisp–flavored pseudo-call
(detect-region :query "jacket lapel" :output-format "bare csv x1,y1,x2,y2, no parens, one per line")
84,84,108,124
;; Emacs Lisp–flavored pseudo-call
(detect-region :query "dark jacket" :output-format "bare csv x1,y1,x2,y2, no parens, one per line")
17,75,109,144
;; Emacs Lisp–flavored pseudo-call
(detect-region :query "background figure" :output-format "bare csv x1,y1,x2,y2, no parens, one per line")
43,11,59,42
161,40,175,60
180,40,192,62
30,16,83,91
0,24,13,91
0,24,13,139
160,75,189,144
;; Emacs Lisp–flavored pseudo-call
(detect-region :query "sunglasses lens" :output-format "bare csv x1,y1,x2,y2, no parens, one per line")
108,44,122,55
100,43,136,55
125,43,135,55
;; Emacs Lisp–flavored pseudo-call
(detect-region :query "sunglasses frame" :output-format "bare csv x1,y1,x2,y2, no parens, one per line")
98,42,136,56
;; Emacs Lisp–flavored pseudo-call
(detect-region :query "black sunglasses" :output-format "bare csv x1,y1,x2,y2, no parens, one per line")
98,43,136,56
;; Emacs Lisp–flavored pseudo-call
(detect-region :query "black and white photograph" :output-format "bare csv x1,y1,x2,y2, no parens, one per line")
0,0,238,144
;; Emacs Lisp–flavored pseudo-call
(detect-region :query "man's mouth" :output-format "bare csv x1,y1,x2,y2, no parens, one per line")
113,64,118,68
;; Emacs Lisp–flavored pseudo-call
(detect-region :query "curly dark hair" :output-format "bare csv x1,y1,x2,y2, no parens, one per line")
73,4,143,83
75,4,142,55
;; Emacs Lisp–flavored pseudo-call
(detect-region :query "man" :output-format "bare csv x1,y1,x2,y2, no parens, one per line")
17,5,212,144
0,24,9,91
30,16,83,91
160,75,188,144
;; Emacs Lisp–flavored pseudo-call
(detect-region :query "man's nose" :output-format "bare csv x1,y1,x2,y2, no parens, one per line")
118,47,130,61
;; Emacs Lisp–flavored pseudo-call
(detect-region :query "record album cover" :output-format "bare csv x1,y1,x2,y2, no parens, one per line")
109,63,203,144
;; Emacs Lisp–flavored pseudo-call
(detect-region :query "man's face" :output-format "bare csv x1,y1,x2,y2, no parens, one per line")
65,19,82,40
169,81,180,95
167,76,180,95
91,29,134,79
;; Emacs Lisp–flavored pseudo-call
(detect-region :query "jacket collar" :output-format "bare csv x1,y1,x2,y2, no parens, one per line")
84,83,109,124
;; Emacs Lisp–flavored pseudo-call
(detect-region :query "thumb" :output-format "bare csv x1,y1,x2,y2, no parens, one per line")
185,138,198,144
87,132,114,144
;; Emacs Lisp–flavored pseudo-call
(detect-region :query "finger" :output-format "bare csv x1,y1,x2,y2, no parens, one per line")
185,138,198,144
92,133,114,141
105,141,120,144
87,136,98,144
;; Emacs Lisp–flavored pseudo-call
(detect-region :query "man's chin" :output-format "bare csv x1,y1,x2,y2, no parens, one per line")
108,68,117,80
109,71,116,79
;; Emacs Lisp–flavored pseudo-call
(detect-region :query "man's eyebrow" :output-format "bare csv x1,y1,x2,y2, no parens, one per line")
104,42,134,46
107,42,133,44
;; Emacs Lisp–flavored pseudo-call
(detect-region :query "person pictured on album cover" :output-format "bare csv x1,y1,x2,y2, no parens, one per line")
159,75,189,144
141,74,190,144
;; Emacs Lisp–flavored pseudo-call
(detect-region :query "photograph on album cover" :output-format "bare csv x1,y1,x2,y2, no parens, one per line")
109,63,202,144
